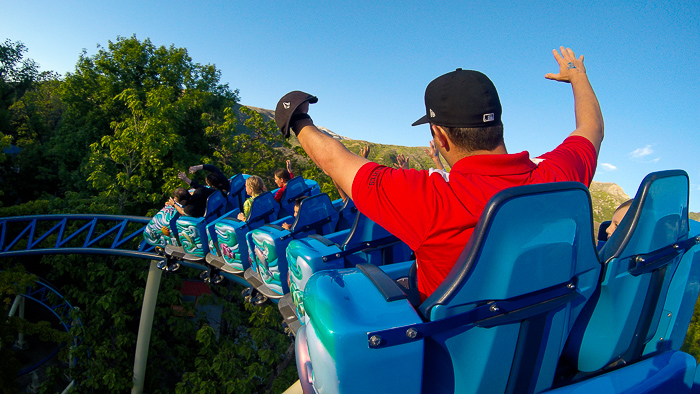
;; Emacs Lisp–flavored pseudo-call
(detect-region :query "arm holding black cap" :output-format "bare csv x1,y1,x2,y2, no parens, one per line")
545,46,604,154
274,91,370,201
292,113,369,201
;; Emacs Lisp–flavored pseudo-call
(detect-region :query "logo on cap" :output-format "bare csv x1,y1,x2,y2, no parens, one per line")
283,102,291,110
430,109,436,118
483,113,495,122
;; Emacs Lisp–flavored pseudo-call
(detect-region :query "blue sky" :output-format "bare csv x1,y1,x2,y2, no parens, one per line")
3,1,699,211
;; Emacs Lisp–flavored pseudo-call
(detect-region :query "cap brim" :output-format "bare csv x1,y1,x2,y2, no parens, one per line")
412,115,429,126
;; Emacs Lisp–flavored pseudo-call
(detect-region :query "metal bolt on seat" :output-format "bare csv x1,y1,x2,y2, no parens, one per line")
369,335,382,347
406,328,418,339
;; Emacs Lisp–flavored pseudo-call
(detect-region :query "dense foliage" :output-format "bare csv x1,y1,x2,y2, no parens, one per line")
0,36,325,392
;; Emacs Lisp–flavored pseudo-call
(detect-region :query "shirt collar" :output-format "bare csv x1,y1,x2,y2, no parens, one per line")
451,151,536,176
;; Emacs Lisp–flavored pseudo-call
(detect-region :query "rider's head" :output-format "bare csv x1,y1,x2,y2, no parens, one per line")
413,69,503,153
173,187,191,205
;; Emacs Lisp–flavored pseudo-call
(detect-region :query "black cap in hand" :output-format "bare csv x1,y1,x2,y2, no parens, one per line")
275,91,318,138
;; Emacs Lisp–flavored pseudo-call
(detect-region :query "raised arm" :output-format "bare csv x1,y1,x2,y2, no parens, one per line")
294,117,369,201
275,92,370,201
425,140,445,170
545,47,604,154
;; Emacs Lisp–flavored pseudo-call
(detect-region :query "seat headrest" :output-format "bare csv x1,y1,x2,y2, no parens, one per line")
599,170,689,262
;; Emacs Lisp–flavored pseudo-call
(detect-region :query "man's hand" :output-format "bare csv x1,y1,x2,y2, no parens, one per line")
189,165,203,174
360,145,370,159
286,160,292,174
545,47,587,83
425,140,445,170
275,91,317,138
425,141,439,158
178,171,191,185
393,154,409,169
281,222,292,230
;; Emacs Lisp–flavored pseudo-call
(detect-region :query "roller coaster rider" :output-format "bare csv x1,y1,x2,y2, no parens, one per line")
275,46,604,302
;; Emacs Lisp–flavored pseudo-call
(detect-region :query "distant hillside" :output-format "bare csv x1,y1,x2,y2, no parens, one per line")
247,105,697,229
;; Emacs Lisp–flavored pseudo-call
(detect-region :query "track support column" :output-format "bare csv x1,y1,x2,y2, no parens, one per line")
132,260,163,394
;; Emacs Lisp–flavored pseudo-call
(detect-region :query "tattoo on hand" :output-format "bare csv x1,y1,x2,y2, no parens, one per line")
567,62,576,70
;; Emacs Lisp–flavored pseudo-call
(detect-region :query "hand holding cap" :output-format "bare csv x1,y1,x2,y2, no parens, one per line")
275,91,318,138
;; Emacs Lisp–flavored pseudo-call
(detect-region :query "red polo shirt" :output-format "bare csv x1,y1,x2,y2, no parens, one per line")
352,136,597,300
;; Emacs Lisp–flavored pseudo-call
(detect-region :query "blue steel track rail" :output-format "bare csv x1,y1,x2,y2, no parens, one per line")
0,214,160,259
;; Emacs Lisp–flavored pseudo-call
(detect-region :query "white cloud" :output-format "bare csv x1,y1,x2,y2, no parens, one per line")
600,163,617,171
629,145,654,159
646,157,660,164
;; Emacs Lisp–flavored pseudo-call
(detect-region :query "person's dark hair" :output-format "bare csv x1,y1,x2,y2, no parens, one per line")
441,124,504,152
294,195,308,210
275,168,292,183
173,187,191,204
206,172,229,192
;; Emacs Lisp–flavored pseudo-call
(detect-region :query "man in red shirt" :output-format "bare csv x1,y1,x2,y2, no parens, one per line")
275,47,603,301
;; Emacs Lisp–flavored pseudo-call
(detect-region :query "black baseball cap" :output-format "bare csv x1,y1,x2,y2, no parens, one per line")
275,91,318,138
412,69,502,128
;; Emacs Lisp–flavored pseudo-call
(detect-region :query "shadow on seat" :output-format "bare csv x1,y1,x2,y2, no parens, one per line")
559,170,700,378
295,181,601,394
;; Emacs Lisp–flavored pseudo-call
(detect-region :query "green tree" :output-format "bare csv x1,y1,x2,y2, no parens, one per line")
1,75,64,205
53,35,238,212
0,39,40,134
87,87,181,213
204,105,290,189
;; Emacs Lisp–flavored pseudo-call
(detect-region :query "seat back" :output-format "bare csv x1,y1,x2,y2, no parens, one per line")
226,173,249,212
297,182,600,394
596,221,611,251
562,170,698,373
289,193,340,238
278,176,314,217
246,192,280,228
203,190,227,220
416,182,600,394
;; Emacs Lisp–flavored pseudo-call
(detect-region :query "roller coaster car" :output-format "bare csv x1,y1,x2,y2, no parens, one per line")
244,193,353,301
203,176,321,277
144,174,249,250
204,191,281,276
295,172,700,394
279,208,413,335
163,190,228,262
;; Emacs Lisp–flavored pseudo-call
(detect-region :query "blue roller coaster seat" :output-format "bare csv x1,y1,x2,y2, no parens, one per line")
274,176,320,218
163,190,228,262
561,170,700,375
284,209,413,327
296,181,601,394
547,350,697,393
204,192,282,275
226,173,250,213
246,193,342,299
